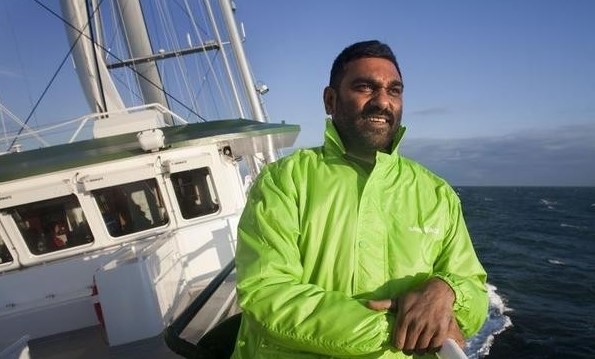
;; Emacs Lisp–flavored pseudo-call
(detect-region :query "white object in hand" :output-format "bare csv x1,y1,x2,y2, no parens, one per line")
437,338,469,359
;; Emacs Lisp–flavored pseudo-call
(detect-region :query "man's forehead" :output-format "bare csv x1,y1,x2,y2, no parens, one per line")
343,57,401,81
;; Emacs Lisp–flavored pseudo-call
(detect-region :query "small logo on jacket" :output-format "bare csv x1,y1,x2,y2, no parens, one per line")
408,226,439,235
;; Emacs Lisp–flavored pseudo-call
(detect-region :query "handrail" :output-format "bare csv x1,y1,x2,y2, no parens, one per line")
3,103,188,150
163,259,236,359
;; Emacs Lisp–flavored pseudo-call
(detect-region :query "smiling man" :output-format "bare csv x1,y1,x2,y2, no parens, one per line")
232,40,488,359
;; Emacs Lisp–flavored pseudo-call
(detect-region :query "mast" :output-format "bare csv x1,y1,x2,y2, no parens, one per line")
60,0,125,114
114,0,172,124
218,0,277,163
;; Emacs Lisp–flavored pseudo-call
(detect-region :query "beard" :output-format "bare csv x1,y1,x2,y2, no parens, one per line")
333,101,402,156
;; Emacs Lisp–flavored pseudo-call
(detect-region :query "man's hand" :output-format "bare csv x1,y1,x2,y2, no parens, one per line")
367,278,464,355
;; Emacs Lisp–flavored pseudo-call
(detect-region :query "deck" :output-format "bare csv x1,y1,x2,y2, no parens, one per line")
25,277,239,359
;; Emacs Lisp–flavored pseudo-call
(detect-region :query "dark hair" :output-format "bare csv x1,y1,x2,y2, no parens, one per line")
329,40,402,89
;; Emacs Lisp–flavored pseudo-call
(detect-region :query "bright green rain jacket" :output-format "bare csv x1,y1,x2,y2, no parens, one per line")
232,120,488,358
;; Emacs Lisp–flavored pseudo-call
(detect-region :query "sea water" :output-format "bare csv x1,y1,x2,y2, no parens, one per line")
459,187,595,359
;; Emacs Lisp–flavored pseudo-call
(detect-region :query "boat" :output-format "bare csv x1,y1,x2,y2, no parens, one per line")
0,1,298,358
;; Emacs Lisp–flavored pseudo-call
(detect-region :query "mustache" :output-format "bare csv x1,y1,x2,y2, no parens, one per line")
361,106,395,120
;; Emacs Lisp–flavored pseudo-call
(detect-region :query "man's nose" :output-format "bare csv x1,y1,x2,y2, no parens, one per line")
369,88,394,110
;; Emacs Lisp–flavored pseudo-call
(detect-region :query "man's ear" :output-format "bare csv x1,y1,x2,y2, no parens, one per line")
323,86,336,116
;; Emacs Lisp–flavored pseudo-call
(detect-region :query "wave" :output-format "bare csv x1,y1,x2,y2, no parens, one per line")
560,223,586,230
539,198,557,210
539,199,557,206
465,284,512,359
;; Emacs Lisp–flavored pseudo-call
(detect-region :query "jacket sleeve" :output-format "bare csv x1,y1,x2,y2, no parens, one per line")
235,166,393,356
432,191,489,337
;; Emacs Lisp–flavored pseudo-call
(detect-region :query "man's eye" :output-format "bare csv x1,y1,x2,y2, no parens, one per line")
388,87,403,96
355,84,374,92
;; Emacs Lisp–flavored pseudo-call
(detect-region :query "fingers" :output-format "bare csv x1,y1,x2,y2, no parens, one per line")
410,327,433,356
390,279,461,355
396,318,465,356
395,315,450,355
366,299,392,311
393,302,407,350
393,296,454,355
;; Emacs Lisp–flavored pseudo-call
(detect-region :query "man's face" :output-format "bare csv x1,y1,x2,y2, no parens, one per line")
324,57,403,155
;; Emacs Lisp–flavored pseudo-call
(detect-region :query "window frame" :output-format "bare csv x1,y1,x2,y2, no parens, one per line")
170,166,221,220
91,178,170,239
4,194,95,257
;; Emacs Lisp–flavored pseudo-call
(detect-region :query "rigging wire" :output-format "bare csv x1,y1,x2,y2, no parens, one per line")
194,0,232,119
183,1,217,120
168,0,227,120
201,0,247,118
33,0,210,123
107,0,139,106
171,0,209,37
155,0,201,119
201,0,236,115
6,9,41,130
112,0,144,107
7,0,107,152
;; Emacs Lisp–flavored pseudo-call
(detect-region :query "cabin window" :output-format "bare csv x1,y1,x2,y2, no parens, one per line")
8,195,94,255
93,179,169,237
171,167,220,219
0,238,13,264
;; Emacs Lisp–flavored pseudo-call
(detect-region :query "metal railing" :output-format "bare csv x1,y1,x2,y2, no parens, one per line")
2,103,187,152
163,259,239,359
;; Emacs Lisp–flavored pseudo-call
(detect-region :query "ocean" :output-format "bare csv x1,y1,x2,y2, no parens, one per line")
457,187,595,359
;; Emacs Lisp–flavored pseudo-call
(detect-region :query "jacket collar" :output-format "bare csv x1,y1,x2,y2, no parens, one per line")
323,118,406,157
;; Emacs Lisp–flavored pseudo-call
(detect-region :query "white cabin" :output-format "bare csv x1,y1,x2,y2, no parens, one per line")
0,119,298,351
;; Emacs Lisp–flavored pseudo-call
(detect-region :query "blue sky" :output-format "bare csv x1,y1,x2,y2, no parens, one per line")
1,1,594,186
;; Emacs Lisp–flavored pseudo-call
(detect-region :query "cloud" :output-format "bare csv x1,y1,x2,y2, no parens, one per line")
400,123,595,186
407,106,450,117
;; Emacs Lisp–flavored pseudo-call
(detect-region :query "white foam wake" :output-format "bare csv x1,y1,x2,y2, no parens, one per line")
464,283,512,358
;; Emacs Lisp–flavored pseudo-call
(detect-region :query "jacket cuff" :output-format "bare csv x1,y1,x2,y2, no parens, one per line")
431,272,469,314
